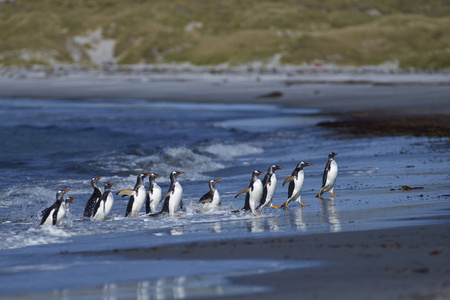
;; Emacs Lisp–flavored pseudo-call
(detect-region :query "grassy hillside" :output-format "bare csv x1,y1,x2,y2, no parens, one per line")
0,0,449,69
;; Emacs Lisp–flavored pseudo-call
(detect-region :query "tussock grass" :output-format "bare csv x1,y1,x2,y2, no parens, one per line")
0,0,449,68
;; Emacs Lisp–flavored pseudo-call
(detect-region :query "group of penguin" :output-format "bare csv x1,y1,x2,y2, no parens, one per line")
39,152,339,226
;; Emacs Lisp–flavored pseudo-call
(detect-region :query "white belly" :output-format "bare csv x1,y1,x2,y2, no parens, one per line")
287,171,304,202
323,161,338,191
91,201,105,221
131,186,146,214
249,180,263,213
264,175,277,206
149,185,162,213
204,190,220,211
169,183,183,215
104,193,114,218
55,205,66,225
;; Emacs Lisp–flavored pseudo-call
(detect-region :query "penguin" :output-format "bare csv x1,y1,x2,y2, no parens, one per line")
152,171,184,216
40,189,70,226
317,152,339,198
282,161,313,208
83,176,103,218
145,173,162,214
234,170,264,216
257,165,283,212
91,183,114,221
118,173,150,217
65,196,76,212
199,178,222,211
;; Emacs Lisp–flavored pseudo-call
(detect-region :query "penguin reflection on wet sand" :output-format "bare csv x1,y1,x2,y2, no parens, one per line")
199,178,222,212
282,161,312,208
83,176,103,218
117,173,150,217
40,189,70,226
150,171,184,217
91,183,114,221
145,173,162,214
257,165,283,213
235,170,264,216
317,152,339,198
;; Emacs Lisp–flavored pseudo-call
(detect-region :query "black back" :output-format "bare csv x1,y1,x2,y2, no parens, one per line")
39,201,61,226
125,195,135,217
288,180,295,198
322,160,332,187
199,190,213,204
84,188,101,218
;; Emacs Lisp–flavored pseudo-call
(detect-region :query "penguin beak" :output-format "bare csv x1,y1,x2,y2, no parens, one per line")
154,174,162,178
332,153,338,156
305,163,313,166
258,171,265,175
107,183,114,187
144,173,150,177
214,178,222,184
63,189,70,194
96,176,103,180
275,166,283,170
176,171,184,175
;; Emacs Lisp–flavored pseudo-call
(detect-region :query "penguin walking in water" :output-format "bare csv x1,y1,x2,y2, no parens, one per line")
234,170,264,216
317,152,339,198
65,196,76,213
91,183,114,221
282,161,312,208
257,165,283,213
118,173,150,217
40,189,70,226
199,178,222,212
151,171,184,216
145,173,162,214
83,176,103,218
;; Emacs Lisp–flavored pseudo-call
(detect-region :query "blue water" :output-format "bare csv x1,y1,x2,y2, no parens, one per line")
0,97,448,299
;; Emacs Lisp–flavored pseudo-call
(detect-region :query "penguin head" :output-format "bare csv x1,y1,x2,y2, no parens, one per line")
56,189,70,202
104,183,114,191
170,171,184,181
268,165,283,174
252,170,264,179
65,196,76,204
91,176,103,187
329,152,338,159
149,173,162,182
297,161,313,169
209,178,222,188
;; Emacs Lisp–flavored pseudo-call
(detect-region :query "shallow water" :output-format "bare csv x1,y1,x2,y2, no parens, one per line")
0,97,449,298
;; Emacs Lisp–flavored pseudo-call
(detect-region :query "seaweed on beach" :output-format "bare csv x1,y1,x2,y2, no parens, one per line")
317,114,450,137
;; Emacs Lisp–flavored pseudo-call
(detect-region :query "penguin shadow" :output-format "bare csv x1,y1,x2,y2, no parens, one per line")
319,197,342,232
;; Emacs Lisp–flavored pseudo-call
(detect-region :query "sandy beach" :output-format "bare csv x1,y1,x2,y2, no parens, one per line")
73,218,450,300
1,67,449,300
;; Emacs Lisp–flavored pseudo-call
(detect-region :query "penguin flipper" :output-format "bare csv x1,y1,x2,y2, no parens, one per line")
52,208,58,225
125,196,135,217
145,194,151,214
39,205,53,226
322,160,331,187
116,189,134,196
235,187,250,198
84,191,101,217
199,191,213,204
283,176,295,186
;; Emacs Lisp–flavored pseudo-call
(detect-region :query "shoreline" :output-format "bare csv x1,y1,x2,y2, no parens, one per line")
67,218,450,300
1,66,450,116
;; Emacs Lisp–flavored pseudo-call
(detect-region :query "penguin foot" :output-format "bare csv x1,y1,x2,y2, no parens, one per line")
270,205,282,209
173,213,183,217
331,193,339,197
253,212,260,217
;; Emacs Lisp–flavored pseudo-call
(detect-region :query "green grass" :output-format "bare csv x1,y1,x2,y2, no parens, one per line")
0,0,449,68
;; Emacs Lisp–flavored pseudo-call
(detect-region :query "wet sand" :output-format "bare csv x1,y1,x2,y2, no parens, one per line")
2,68,449,299
75,218,450,300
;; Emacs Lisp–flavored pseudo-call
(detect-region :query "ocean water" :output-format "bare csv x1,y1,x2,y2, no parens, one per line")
0,97,448,299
